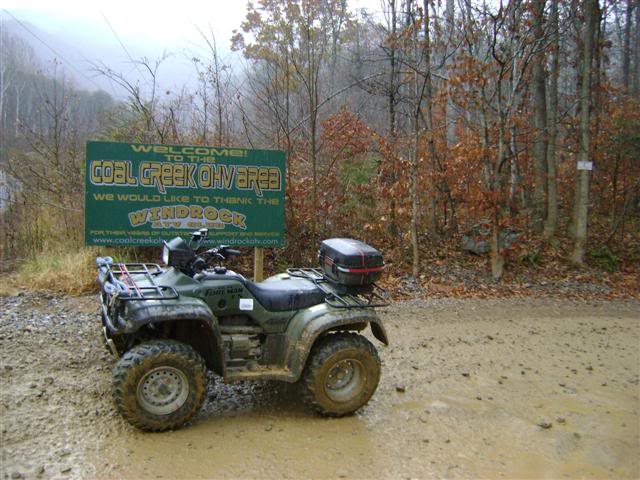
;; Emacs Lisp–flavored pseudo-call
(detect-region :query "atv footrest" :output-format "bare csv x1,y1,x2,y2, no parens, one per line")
286,268,389,309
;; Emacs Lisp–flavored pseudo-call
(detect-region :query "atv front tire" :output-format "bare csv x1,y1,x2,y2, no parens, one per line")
301,332,381,416
113,340,206,431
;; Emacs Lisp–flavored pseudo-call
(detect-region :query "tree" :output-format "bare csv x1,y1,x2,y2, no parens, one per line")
384,0,400,237
233,0,352,243
635,2,640,95
459,1,538,279
92,53,174,143
190,28,234,146
531,0,548,233
622,0,633,91
543,0,560,240
444,0,457,146
3,61,112,256
571,0,598,264
407,0,426,279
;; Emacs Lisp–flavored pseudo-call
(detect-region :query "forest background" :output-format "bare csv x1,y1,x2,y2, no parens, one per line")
0,0,638,298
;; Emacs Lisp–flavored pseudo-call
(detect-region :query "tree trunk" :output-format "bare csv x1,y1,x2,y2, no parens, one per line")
491,113,507,280
622,0,632,90
310,93,318,241
388,0,399,237
409,0,422,279
634,1,640,96
304,20,319,242
544,0,560,240
571,0,596,264
411,123,420,279
509,124,530,212
444,0,456,145
568,0,582,239
423,0,438,236
531,0,547,233
490,216,504,280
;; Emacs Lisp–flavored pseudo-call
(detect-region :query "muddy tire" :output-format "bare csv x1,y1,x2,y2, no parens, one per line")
113,340,206,431
301,332,381,416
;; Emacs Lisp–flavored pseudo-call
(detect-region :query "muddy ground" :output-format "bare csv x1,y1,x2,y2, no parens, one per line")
0,294,638,479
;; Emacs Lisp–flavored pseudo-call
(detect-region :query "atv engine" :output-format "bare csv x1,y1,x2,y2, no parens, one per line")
224,334,262,360
219,315,263,368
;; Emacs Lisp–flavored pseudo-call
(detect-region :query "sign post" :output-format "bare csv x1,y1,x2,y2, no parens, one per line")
85,141,286,277
253,247,264,282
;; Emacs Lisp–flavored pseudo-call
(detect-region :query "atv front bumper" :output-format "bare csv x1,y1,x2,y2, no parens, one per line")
102,325,120,356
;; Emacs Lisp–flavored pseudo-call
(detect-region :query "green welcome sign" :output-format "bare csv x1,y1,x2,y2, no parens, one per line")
85,141,286,246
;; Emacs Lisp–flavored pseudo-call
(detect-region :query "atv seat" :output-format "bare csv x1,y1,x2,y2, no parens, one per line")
245,278,325,312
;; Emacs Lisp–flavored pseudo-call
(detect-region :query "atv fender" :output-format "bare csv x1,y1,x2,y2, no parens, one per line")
118,296,225,375
284,303,388,382
120,296,213,331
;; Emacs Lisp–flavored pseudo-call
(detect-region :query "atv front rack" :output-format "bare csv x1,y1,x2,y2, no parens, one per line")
286,268,389,309
96,257,178,301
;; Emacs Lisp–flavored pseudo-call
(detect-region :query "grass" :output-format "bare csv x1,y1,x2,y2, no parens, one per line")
0,247,141,296
0,249,99,296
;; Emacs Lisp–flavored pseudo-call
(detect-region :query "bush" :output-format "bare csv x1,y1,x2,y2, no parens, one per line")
519,249,542,267
591,246,617,273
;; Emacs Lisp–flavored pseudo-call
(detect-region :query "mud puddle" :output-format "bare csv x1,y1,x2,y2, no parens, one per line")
1,295,638,479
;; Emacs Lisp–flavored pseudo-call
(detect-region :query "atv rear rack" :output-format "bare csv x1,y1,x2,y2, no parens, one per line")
286,268,389,309
96,257,178,301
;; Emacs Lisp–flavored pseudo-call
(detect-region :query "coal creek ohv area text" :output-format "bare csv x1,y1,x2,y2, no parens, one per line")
88,144,282,196
1,295,638,479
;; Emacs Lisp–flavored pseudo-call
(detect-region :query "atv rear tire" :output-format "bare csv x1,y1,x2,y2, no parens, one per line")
301,332,381,416
113,340,206,431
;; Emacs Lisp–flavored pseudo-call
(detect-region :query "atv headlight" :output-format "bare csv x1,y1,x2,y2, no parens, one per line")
162,243,170,265
162,237,195,273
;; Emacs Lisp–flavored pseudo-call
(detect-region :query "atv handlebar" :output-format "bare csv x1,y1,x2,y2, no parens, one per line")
190,245,241,274
189,229,240,259
164,229,242,275
202,245,241,262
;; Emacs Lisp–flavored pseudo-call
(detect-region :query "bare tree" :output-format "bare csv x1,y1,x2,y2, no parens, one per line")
531,0,548,233
635,2,640,95
444,0,457,146
622,0,633,91
360,0,402,236
467,0,538,279
92,53,171,143
571,0,597,264
199,29,229,145
543,0,560,240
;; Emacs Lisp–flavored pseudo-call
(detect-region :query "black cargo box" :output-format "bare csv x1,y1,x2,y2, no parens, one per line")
318,238,385,287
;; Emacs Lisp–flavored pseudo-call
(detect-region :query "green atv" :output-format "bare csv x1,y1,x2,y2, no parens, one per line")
97,229,389,431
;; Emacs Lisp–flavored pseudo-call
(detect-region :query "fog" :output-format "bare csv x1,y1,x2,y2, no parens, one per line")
2,0,380,99
1,2,249,98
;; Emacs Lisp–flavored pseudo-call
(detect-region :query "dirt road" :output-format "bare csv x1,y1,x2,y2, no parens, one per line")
1,294,638,479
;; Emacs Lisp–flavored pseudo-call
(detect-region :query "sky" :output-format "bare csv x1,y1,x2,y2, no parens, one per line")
1,0,251,96
2,0,382,97
2,0,248,53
